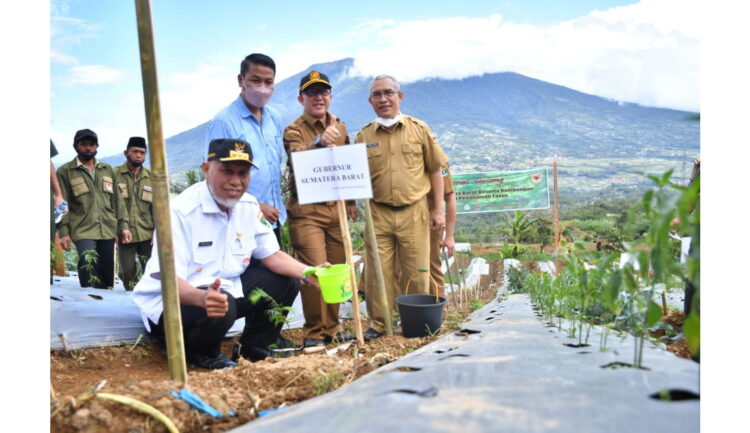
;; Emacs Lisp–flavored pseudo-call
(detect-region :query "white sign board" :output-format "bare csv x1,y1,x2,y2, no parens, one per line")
291,143,373,204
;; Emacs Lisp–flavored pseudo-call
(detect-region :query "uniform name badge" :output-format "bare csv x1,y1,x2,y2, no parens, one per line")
104,181,113,193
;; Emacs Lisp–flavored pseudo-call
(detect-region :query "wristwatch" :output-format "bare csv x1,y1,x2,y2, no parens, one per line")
313,134,324,148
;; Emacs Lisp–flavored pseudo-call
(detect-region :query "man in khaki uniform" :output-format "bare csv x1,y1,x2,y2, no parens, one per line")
57,129,132,289
356,75,447,339
429,163,457,297
283,71,357,348
114,137,154,290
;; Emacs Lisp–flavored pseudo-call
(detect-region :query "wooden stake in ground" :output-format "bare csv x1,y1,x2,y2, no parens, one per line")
134,0,187,384
362,200,393,336
440,248,457,308
553,160,560,276
52,233,66,276
336,201,365,345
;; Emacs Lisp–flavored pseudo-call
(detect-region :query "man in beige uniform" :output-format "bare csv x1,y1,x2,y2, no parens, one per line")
283,71,357,348
356,74,447,339
429,163,457,297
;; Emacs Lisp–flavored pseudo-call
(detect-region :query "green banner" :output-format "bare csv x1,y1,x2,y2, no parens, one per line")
453,168,550,214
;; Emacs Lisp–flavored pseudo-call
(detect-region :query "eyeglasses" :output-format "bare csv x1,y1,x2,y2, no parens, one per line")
302,87,332,97
370,89,398,99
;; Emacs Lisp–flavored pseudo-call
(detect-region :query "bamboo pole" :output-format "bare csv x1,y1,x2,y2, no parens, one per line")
362,200,393,336
440,248,457,308
134,0,187,384
553,161,560,277
336,201,365,345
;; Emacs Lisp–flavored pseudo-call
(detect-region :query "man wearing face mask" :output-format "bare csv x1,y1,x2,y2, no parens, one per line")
355,75,448,340
114,137,154,291
57,129,132,289
205,53,286,245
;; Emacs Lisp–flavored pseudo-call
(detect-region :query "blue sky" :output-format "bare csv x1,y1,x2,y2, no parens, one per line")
49,0,700,161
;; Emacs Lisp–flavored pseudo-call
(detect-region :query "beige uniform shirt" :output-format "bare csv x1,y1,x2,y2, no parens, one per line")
428,163,454,211
356,115,447,206
283,112,349,206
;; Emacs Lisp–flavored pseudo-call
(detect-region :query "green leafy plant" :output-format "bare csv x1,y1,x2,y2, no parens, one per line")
312,371,343,396
469,298,485,311
80,249,102,288
248,288,294,329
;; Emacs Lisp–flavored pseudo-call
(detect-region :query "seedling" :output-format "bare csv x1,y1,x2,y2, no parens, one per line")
80,249,102,288
312,371,343,396
248,288,294,329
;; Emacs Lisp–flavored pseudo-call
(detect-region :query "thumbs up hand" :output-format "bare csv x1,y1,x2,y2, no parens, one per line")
321,114,340,147
204,278,229,318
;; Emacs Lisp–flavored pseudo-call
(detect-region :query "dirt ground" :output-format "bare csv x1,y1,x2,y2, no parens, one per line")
50,261,502,433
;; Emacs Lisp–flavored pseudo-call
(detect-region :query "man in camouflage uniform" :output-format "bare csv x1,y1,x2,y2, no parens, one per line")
57,129,132,288
114,137,154,290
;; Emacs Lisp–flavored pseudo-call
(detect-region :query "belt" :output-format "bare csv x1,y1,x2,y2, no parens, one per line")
374,201,411,211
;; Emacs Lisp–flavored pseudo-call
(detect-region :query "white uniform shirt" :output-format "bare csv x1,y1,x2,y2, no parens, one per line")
132,181,279,331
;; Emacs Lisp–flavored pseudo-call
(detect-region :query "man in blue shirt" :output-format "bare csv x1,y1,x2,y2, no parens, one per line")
205,53,286,243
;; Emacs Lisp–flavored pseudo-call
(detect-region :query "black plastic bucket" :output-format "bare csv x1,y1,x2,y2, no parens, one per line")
395,294,448,338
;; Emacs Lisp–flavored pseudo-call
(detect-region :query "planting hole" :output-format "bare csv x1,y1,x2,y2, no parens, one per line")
51,296,62,302
564,343,591,348
88,294,103,300
435,347,458,354
649,389,700,401
577,351,591,355
381,366,422,374
388,386,438,398
489,310,497,313
438,354,470,361
601,361,651,371
455,328,481,336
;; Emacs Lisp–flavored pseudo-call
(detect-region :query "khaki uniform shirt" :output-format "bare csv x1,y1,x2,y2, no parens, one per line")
428,163,454,211
114,164,154,243
283,112,351,206
57,157,129,241
356,115,447,206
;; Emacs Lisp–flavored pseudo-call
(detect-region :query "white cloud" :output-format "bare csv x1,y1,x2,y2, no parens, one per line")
67,65,126,85
159,63,238,137
342,0,699,111
50,15,100,65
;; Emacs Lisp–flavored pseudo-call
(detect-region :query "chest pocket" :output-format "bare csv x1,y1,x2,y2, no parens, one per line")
102,176,114,194
192,242,217,265
402,142,423,168
118,183,129,198
231,236,256,258
366,143,383,159
141,185,153,202
70,176,89,197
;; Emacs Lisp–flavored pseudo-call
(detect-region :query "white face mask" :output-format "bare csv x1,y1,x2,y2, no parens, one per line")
374,114,402,128
243,85,273,108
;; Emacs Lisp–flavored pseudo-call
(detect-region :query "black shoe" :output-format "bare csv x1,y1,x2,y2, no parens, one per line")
325,332,354,344
363,328,383,341
241,345,295,362
275,336,301,350
187,352,237,370
303,337,326,348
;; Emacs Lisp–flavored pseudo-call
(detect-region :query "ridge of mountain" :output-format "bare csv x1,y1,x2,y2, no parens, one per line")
100,58,699,201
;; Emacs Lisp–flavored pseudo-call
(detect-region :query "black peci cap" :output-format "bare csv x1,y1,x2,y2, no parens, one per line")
126,136,147,150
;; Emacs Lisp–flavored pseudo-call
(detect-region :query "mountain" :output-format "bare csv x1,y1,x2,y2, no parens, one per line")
101,57,699,201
